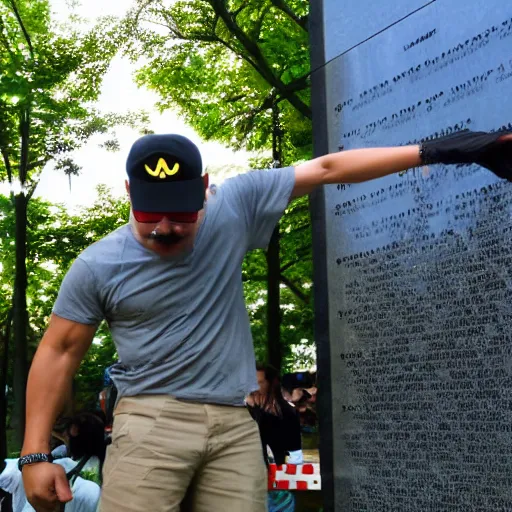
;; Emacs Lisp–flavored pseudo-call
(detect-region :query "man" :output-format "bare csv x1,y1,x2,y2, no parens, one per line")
20,130,511,511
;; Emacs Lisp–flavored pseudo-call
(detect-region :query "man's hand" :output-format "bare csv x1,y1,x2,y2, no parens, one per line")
420,130,512,180
23,462,73,511
497,133,512,179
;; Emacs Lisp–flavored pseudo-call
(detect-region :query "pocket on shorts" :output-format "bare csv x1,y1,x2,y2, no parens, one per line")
103,411,158,488
111,411,157,448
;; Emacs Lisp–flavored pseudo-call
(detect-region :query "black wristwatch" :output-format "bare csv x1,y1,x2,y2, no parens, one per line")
18,452,53,472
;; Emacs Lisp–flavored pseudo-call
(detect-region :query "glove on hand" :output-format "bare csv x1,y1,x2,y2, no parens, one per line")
420,129,512,181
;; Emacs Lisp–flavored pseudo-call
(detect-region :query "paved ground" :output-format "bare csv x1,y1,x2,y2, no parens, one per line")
303,449,320,463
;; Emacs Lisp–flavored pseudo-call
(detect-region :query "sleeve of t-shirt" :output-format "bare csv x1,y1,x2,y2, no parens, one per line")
52,257,104,326
222,166,296,250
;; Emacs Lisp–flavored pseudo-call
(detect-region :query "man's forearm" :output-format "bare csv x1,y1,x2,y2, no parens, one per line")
22,344,78,455
292,145,423,198
321,145,422,184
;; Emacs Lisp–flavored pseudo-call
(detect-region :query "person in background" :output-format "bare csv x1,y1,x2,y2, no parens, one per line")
247,364,303,465
0,411,106,512
247,364,303,512
66,411,108,483
282,373,318,431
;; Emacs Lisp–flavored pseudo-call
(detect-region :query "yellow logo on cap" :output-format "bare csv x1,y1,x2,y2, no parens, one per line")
145,158,180,179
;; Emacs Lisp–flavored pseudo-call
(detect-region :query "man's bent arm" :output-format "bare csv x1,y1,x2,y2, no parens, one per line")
22,314,97,455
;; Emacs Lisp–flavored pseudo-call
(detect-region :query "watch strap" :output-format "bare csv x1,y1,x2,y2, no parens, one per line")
18,452,53,471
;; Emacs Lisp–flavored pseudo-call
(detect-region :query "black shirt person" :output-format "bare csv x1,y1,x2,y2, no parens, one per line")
247,364,303,466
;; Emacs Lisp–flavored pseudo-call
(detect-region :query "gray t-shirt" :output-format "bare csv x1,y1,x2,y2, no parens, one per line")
53,167,295,406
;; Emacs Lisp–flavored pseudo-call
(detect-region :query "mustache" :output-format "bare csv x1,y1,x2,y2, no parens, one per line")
148,231,186,246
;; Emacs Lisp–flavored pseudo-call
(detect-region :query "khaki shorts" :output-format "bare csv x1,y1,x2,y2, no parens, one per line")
99,395,267,512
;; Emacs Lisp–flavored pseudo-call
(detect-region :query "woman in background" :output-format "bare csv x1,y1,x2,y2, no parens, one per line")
246,364,303,512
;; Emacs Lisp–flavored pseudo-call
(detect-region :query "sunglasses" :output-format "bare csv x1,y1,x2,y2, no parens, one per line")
133,211,199,223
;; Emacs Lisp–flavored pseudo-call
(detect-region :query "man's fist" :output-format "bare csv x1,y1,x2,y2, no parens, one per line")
22,462,73,512
420,130,512,181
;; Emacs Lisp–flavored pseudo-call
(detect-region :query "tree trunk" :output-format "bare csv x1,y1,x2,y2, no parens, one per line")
266,227,281,371
11,193,28,451
0,310,12,462
266,99,283,372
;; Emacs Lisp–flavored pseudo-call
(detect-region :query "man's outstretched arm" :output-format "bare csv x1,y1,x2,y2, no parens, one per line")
292,130,512,198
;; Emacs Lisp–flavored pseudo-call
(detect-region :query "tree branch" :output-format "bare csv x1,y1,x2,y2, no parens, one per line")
208,0,311,119
279,92,310,118
232,4,245,19
156,8,243,59
251,4,272,42
280,244,313,273
268,0,309,32
6,1,33,187
280,274,309,304
25,180,38,202
242,274,267,282
280,255,310,273
8,0,34,59
280,260,299,273
213,91,278,138
18,106,30,185
140,2,311,118
26,157,50,172
133,0,161,26
1,149,13,184
139,17,174,32
280,75,310,94
242,273,310,304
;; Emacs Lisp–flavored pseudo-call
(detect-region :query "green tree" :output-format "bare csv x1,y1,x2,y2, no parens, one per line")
0,0,147,449
242,194,314,371
0,185,130,455
125,0,311,161
0,194,73,457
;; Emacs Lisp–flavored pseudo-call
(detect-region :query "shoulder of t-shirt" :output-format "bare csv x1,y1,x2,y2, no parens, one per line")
76,224,130,273
213,167,295,208
220,167,295,187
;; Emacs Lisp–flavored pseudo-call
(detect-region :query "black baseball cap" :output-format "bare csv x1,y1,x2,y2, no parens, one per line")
126,133,204,213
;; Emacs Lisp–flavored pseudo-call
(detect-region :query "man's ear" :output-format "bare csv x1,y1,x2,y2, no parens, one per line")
125,179,130,197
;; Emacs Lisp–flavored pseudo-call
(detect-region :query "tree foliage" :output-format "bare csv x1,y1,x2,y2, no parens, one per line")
242,195,314,371
124,0,312,162
0,186,128,451
0,0,147,450
0,0,142,188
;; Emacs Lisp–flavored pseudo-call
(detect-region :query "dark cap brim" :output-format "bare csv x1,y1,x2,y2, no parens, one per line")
129,175,205,212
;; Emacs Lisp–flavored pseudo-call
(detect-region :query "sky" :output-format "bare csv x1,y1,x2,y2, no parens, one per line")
31,0,250,211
